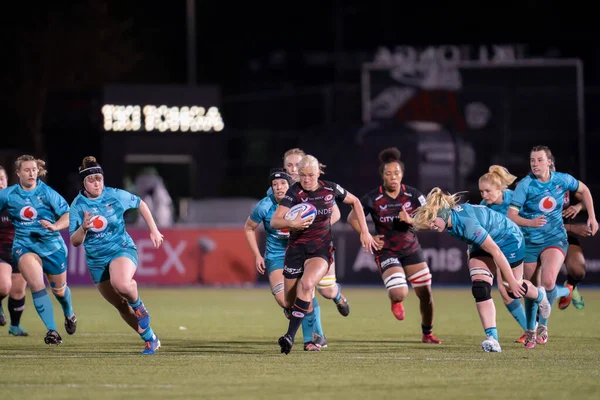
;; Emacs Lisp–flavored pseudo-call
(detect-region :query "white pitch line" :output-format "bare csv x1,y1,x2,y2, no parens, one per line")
0,354,144,359
0,383,174,389
348,356,412,360
425,357,484,361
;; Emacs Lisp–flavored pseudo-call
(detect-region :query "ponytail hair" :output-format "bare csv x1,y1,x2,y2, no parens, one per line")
413,187,462,230
79,156,100,171
478,165,517,190
549,155,556,172
78,156,104,182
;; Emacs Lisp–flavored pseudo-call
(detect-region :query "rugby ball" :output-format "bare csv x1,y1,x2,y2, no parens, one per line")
284,203,317,221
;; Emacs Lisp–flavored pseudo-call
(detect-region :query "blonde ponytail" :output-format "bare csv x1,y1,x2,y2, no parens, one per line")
413,188,462,230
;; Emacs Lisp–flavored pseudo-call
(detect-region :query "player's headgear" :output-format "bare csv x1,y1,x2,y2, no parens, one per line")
269,168,292,186
79,157,104,182
437,207,451,225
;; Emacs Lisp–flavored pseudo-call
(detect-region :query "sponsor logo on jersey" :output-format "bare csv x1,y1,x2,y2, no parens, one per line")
89,215,109,233
19,206,38,221
539,196,557,212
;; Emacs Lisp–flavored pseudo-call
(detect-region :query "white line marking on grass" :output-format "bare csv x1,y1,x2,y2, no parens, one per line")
348,356,413,360
0,384,174,389
425,357,484,361
74,332,132,337
0,354,142,359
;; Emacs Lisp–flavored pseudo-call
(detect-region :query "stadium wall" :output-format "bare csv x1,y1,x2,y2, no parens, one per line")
61,227,600,286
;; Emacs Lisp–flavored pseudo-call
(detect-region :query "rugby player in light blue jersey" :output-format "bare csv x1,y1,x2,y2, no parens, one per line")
245,168,326,351
0,155,76,345
414,188,551,352
479,165,528,344
69,156,163,355
508,146,598,345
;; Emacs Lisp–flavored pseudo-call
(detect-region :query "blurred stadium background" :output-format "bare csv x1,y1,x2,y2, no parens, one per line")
2,2,600,399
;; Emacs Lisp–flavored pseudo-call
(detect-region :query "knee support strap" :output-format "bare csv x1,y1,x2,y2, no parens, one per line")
317,274,336,289
271,282,284,296
472,280,492,303
384,272,408,292
407,268,432,288
50,281,67,296
469,268,494,279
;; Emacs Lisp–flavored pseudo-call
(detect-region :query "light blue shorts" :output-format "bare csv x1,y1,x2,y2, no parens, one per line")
88,248,138,284
524,238,568,263
265,257,284,275
12,245,67,276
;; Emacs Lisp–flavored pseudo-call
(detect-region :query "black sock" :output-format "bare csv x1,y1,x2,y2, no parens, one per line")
8,297,25,327
422,324,433,335
286,298,311,340
567,275,582,288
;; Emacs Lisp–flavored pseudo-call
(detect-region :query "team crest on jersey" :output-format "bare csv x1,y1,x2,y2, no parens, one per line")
325,194,333,201
538,196,557,212
89,215,109,233
19,206,38,221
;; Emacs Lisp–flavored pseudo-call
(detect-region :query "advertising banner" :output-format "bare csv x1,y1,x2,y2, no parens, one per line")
64,227,600,286
62,228,256,286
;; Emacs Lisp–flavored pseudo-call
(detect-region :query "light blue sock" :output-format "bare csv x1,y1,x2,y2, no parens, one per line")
505,299,527,331
52,284,74,317
301,311,314,343
128,297,150,330
140,326,155,342
129,297,142,309
32,289,57,331
539,286,557,326
333,284,342,303
484,327,498,341
555,284,571,298
312,297,324,337
535,289,544,303
524,298,538,331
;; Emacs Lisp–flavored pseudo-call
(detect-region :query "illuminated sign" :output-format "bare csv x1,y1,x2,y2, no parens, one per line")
102,104,224,132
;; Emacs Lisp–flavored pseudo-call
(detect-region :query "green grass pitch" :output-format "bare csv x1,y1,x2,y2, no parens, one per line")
1,287,599,399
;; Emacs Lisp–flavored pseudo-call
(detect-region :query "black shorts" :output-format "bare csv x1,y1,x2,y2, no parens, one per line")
375,249,425,274
469,249,523,268
567,234,581,247
0,255,18,274
283,243,334,279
